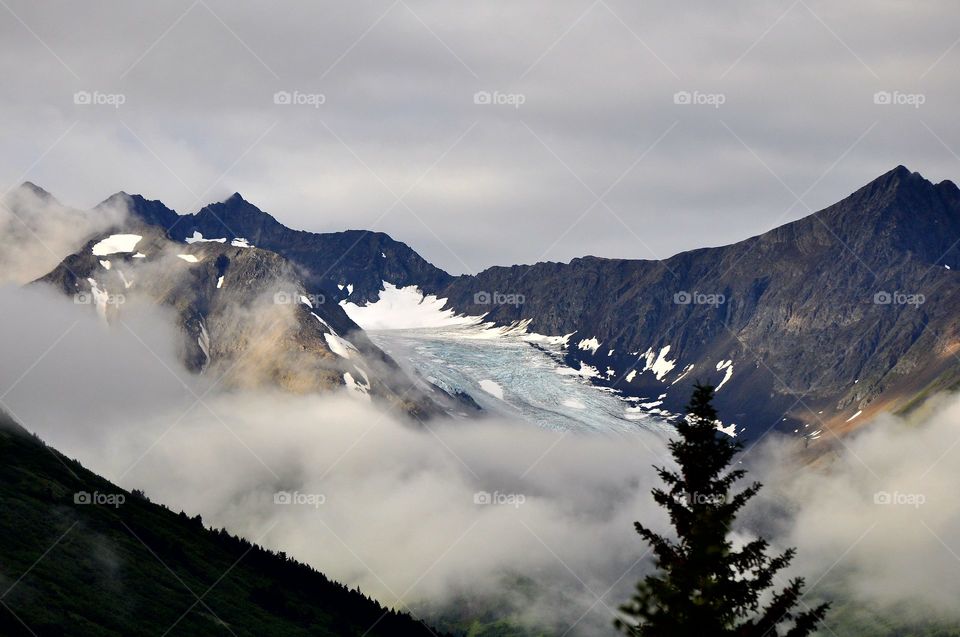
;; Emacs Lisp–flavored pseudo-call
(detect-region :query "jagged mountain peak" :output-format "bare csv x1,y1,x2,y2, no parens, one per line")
96,191,133,208
96,191,180,231
745,165,960,268
198,192,276,221
97,191,162,208
36,224,459,418
108,189,453,300
208,191,261,211
846,164,953,210
10,181,61,206
832,164,929,210
17,181,52,198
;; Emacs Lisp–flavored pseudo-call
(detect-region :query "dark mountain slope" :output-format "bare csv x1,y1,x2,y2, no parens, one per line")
101,192,452,304
92,167,960,438
0,413,443,637
435,166,960,436
36,226,457,418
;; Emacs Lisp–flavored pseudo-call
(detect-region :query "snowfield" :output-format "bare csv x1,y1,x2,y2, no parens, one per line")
91,234,142,256
341,282,484,330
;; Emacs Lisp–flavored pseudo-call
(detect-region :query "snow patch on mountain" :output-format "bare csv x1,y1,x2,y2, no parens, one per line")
186,231,226,244
86,278,108,319
520,332,573,347
343,372,370,399
324,332,358,359
198,322,211,368
716,360,734,390
341,282,482,330
311,312,332,331
577,337,601,354
117,270,133,289
636,345,676,381
92,234,142,256
555,361,602,379
671,364,694,385
176,254,200,263
479,379,504,399
716,421,737,437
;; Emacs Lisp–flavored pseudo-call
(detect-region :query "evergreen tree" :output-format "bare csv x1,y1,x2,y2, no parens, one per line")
617,383,829,636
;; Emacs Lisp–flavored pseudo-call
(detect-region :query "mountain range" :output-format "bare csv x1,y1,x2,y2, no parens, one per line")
5,164,955,440
6,165,960,635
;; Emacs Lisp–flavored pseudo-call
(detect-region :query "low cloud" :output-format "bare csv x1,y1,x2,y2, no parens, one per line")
4,281,960,634
0,185,126,285
748,400,960,627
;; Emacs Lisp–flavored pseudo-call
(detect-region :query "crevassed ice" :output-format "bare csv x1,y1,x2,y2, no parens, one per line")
366,320,677,435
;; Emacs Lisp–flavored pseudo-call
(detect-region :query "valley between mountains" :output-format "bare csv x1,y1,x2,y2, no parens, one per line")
4,165,960,636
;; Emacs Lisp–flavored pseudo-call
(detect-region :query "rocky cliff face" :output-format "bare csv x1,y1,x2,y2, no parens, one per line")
98,192,453,304
36,225,456,419
107,166,960,438
435,166,960,437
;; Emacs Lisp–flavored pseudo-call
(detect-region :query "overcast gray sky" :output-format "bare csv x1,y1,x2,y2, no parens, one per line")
1,1,957,274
